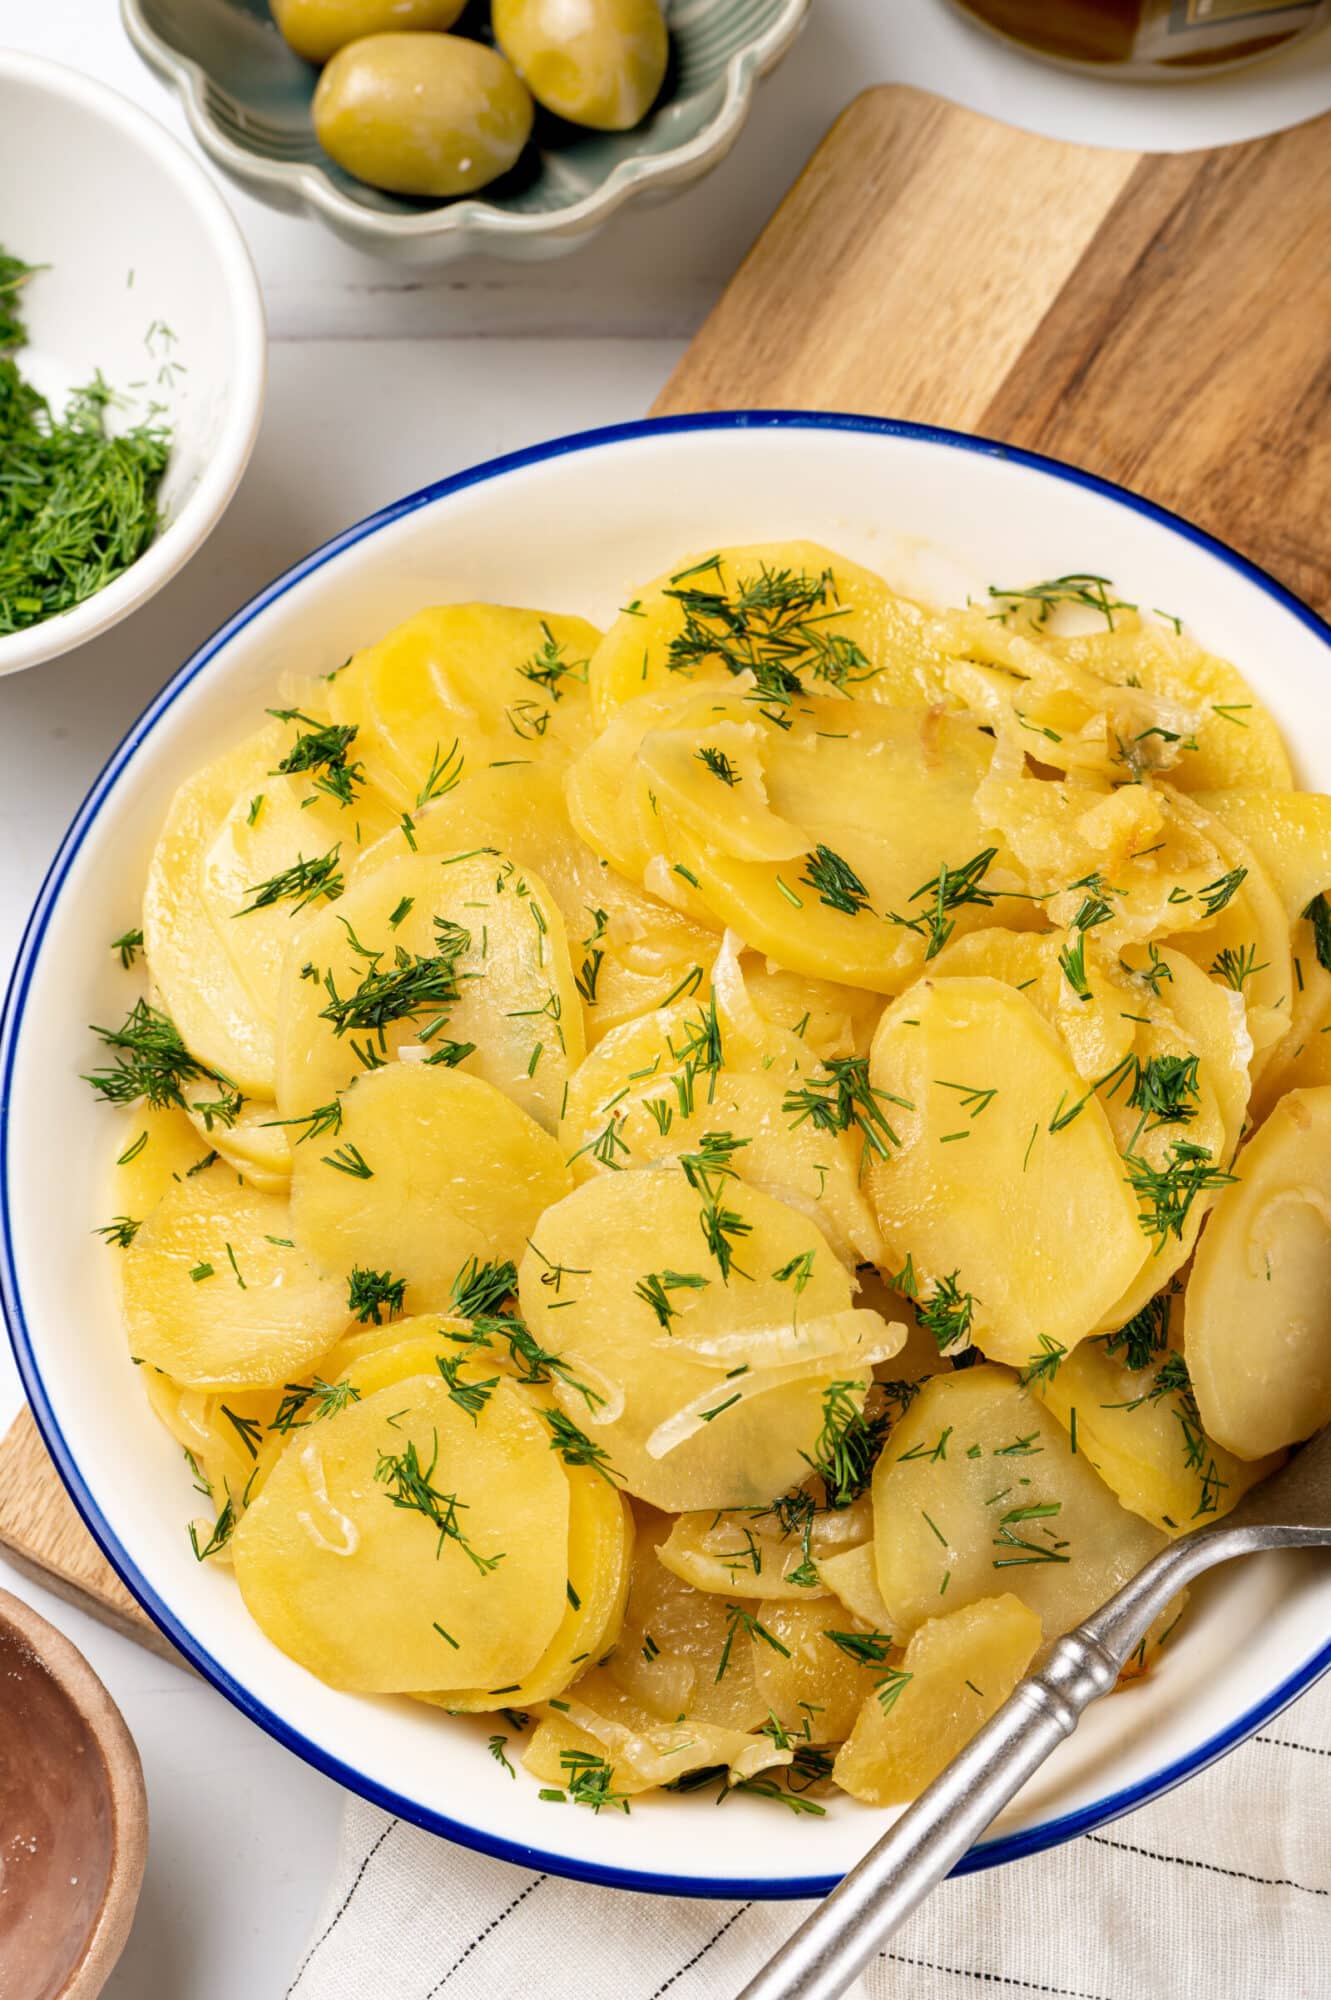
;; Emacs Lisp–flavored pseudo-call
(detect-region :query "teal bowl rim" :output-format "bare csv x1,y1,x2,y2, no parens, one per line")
119,0,811,254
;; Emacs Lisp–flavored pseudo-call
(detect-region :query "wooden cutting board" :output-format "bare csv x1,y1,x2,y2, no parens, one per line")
4,83,1331,1656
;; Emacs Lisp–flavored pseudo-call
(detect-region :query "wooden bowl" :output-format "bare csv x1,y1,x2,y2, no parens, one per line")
0,1588,147,2000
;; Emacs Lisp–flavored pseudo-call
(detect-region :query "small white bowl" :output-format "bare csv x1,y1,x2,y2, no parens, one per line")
6,415,1331,1897
0,53,266,679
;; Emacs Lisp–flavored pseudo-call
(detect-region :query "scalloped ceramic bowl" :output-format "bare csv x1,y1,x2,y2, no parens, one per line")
6,414,1331,1898
121,0,809,261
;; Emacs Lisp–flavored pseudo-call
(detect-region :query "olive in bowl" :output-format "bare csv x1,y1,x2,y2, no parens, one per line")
492,0,668,131
271,0,468,64
312,32,534,197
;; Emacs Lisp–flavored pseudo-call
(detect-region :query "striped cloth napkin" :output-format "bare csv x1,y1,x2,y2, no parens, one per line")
287,1671,1331,2000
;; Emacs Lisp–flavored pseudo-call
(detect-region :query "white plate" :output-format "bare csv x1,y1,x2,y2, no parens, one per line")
0,53,265,677
5,413,1331,1898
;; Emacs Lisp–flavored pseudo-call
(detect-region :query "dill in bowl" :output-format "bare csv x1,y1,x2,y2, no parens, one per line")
0,247,171,636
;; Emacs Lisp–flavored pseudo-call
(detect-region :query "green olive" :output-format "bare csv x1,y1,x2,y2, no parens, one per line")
492,0,668,132
312,33,534,197
271,0,467,67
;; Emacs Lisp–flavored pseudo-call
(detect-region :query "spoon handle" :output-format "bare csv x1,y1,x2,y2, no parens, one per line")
736,1519,1330,2000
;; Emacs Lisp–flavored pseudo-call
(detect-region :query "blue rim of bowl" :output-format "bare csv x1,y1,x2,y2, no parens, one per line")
4,410,1331,1900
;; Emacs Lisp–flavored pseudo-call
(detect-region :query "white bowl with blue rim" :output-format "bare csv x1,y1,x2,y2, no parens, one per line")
5,413,1331,1897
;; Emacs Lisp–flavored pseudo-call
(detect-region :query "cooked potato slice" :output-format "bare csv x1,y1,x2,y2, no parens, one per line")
656,1495,871,1601
749,1596,889,1743
1047,621,1292,793
290,1064,571,1314
1030,1332,1279,1534
743,958,884,1064
833,1594,1041,1805
233,1374,568,1692
1250,918,1331,1120
659,702,1004,994
1165,796,1293,1070
199,774,353,1024
124,1162,347,1388
523,1680,788,1794
142,1369,284,1524
108,1104,214,1234
324,604,602,811
1187,1086,1331,1457
587,542,951,724
873,1368,1165,1641
637,713,812,864
143,727,284,1093
277,849,583,1132
183,1086,292,1194
559,993,883,1267
867,977,1147,1366
351,759,716,1043
816,1542,895,1630
436,1471,633,1711
519,1169,903,1510
1195,790,1331,925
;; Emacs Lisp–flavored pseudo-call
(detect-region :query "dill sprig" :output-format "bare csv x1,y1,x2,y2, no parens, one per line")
545,1748,630,1815
1099,1289,1173,1372
1125,1141,1235,1251
988,572,1133,631
542,1408,622,1486
992,1499,1070,1568
235,844,343,917
716,1602,791,1681
800,844,872,917
1019,1334,1067,1388
1210,942,1267,993
269,1375,361,1434
661,558,864,714
800,1380,891,1509
822,1628,894,1665
633,1267,708,1329
374,1429,502,1573
188,1496,236,1562
268,710,365,808
679,1130,753,1282
899,848,998,961
917,1271,977,1353
347,1265,406,1324
782,1055,908,1168
436,1355,498,1422
110,927,144,969
695,745,741,786
319,916,470,1048
517,622,588,700
1127,1053,1200,1130
1304,893,1331,974
95,1214,141,1248
84,998,234,1114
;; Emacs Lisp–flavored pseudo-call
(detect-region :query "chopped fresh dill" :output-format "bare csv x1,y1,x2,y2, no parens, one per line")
800,1380,891,1508
899,848,998,961
1210,942,1267,993
800,844,872,917
234,844,343,917
84,999,233,1114
543,1408,622,1485
988,572,1133,632
188,1496,236,1562
917,1271,977,1353
1020,1334,1067,1388
110,927,144,969
782,1055,908,1168
269,1375,361,1434
436,1355,498,1422
488,1734,515,1778
822,1628,894,1665
347,1265,406,1324
416,739,465,807
634,1267,709,1328
1125,1140,1235,1251
0,247,172,636
695,745,741,786
267,710,365,808
716,1602,791,1681
374,1430,502,1573
95,1214,141,1248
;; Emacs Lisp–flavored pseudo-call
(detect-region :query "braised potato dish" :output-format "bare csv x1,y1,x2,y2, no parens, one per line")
91,546,1331,1817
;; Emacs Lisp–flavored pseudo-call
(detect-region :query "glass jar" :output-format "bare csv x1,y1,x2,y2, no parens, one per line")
949,0,1330,77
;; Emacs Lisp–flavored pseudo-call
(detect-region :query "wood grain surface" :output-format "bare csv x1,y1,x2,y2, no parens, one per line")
5,82,1330,1649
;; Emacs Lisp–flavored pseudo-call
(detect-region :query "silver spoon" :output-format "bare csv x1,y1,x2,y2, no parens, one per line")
739,1424,1331,2000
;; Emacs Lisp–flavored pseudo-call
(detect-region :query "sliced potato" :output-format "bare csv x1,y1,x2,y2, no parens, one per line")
518,1168,903,1511
524,1677,787,1793
1249,918,1331,1120
1187,1085,1331,1457
290,1064,571,1314
656,1495,870,1601
142,1369,283,1525
233,1373,569,1692
833,1594,1041,1805
815,1542,895,1630
1195,789,1331,925
749,1596,889,1744
867,977,1147,1366
351,758,716,1042
872,1367,1165,1641
142,727,284,1093
277,848,582,1132
587,542,951,723
107,1104,214,1235
659,702,1004,994
123,1162,347,1388
1165,795,1293,1070
1030,1333,1279,1534
325,604,603,811
183,1086,293,1194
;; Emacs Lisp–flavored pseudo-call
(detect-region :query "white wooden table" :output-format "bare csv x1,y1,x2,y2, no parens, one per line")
3,6,1331,1992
